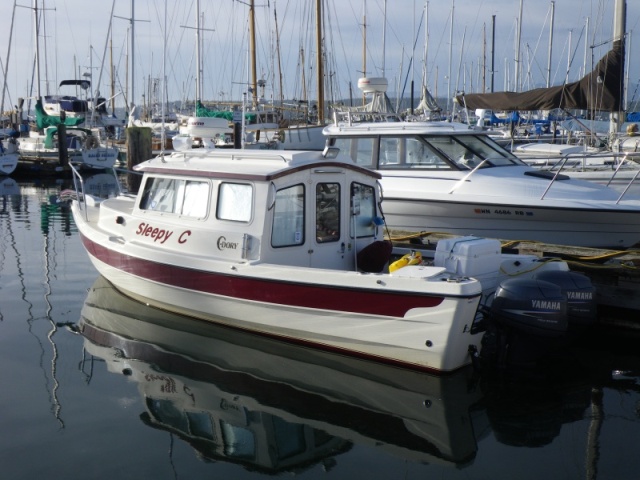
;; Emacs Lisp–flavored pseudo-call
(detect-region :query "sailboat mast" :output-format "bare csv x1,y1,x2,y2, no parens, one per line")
249,0,257,108
611,0,626,135
1,0,17,113
381,0,386,78
362,0,366,105
274,4,284,106
514,0,523,92
447,0,453,116
196,0,201,108
316,0,324,123
33,0,41,99
546,1,554,88
131,0,135,108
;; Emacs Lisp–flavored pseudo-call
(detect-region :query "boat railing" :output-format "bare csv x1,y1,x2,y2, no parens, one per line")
448,159,490,194
332,110,402,126
537,151,640,203
69,163,88,220
70,163,130,220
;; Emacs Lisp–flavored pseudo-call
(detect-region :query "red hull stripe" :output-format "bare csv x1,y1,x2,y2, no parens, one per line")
81,235,457,317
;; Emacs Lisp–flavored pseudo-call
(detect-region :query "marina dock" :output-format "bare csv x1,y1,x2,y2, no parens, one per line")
389,230,640,330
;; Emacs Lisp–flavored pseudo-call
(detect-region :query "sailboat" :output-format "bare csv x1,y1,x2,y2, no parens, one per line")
16,1,120,174
180,0,326,151
455,0,640,190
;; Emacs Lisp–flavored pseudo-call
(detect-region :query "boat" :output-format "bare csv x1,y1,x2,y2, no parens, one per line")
18,124,120,173
323,116,640,249
17,96,120,174
0,130,19,175
70,147,489,373
79,275,485,469
513,142,640,191
42,79,125,134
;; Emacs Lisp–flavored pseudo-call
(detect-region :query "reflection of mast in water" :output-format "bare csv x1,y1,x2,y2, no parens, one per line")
42,225,64,428
585,388,603,480
3,186,70,428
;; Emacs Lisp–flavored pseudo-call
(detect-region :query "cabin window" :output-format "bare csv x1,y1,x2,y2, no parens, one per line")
350,182,376,238
271,184,305,247
316,183,340,243
379,137,401,165
403,137,450,168
456,135,522,166
429,134,518,168
217,183,253,222
139,176,210,217
220,421,256,459
331,137,375,168
139,177,177,213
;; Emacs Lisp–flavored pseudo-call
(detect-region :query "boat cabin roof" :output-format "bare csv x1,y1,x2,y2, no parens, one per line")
134,148,381,182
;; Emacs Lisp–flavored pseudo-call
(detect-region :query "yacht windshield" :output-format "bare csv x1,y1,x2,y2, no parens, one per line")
331,132,525,171
428,134,524,168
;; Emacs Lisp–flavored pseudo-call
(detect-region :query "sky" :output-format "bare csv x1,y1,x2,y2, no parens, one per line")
1,0,639,114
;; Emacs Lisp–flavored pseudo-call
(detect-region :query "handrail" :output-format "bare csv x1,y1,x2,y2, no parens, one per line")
70,164,130,221
447,159,489,194
527,150,640,201
69,163,87,221
332,110,402,126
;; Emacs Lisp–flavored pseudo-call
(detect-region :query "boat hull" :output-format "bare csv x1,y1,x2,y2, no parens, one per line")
381,195,640,248
72,201,483,373
83,250,482,373
377,169,640,248
0,152,18,175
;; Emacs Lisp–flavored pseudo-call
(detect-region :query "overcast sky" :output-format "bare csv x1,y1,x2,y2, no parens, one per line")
1,0,638,113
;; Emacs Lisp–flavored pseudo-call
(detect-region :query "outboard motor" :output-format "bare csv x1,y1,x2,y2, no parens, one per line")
534,270,597,327
483,278,568,372
490,278,567,337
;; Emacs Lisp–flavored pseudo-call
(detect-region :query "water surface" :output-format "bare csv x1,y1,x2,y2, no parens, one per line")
1,177,640,479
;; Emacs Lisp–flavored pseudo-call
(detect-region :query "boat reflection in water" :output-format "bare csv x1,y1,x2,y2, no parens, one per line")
79,276,486,472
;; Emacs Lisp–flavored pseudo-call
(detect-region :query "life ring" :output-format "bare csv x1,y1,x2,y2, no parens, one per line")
85,135,99,149
389,250,422,272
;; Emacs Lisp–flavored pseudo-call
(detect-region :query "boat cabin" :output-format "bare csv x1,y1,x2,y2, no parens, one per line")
131,148,385,271
324,121,528,171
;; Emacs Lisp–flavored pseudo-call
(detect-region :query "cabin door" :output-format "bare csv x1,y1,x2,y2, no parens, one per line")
310,178,353,270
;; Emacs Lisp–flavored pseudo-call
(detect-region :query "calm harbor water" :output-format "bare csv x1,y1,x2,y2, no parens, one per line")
2,176,640,480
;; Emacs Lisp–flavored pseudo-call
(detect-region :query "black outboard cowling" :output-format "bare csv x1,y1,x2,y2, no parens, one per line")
490,278,567,337
534,270,597,326
482,278,569,373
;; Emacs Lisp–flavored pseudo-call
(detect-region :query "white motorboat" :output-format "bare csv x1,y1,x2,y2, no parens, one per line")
70,147,490,373
324,117,640,248
79,275,484,467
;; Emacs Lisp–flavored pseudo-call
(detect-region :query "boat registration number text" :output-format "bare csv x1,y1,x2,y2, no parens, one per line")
474,208,533,216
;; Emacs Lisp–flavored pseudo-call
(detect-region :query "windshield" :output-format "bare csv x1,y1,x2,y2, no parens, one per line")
330,132,526,171
427,134,525,169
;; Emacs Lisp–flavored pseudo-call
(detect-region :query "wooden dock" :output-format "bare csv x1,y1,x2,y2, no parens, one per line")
388,230,640,331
